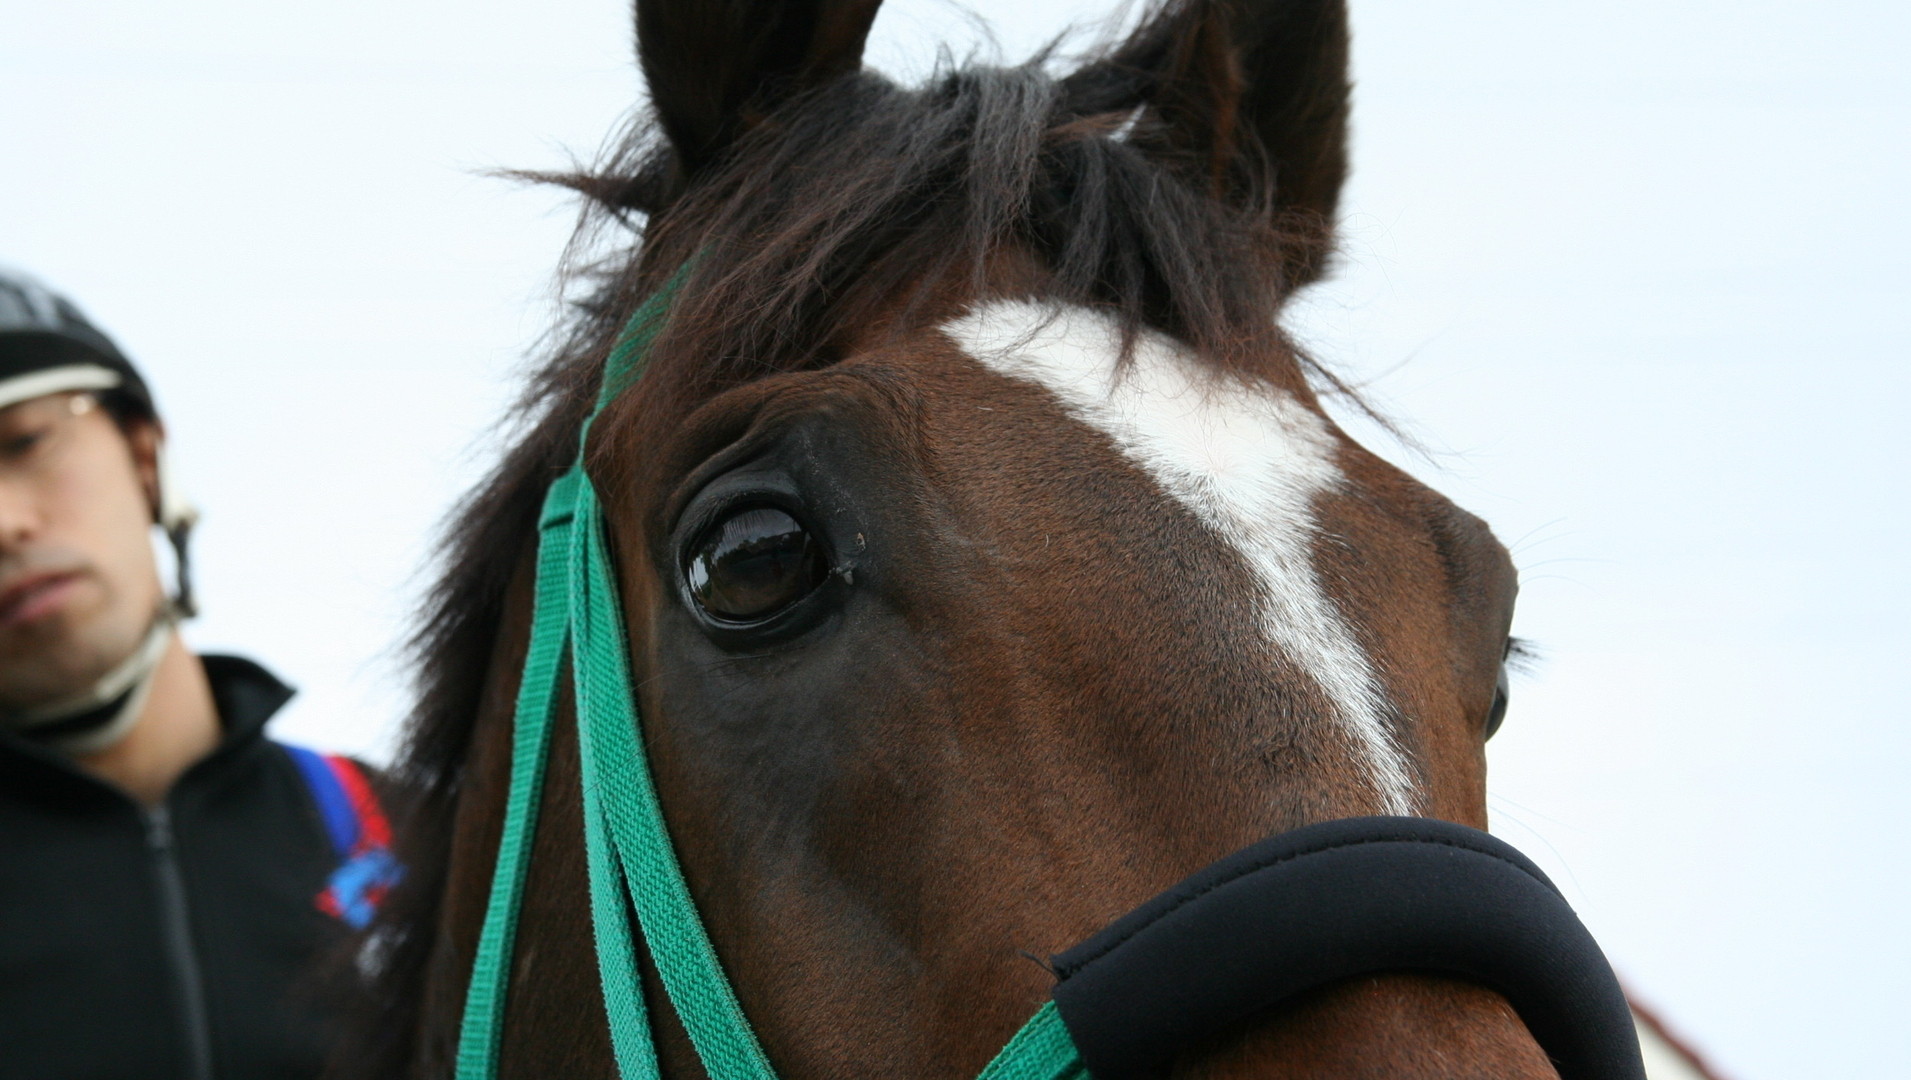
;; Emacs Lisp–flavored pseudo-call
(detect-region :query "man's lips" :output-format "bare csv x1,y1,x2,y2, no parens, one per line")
0,572,84,628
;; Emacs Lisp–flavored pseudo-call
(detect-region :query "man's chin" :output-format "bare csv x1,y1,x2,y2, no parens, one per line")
0,625,143,717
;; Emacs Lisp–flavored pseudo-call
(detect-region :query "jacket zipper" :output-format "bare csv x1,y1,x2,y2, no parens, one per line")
145,805,215,1080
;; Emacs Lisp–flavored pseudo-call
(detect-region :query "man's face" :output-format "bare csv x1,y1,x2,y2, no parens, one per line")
0,392,164,711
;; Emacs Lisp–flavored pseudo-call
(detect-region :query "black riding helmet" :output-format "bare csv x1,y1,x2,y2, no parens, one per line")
0,270,158,416
0,266,197,615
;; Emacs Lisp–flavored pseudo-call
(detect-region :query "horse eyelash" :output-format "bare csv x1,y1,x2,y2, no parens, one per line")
1504,637,1542,676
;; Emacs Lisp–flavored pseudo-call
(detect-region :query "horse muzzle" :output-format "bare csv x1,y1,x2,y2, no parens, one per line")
1048,816,1645,1080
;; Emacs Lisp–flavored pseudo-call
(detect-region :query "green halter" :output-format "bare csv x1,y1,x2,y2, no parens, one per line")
451,270,1086,1079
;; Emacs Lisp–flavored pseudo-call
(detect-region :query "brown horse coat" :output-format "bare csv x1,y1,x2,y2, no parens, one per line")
341,2,1552,1077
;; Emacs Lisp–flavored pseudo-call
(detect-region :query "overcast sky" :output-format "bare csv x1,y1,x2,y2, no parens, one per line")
5,2,1906,1076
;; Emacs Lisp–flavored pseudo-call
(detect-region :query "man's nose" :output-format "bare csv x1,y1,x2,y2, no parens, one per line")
0,483,43,549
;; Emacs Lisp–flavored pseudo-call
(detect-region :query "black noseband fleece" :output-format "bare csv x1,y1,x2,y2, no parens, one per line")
1049,816,1645,1080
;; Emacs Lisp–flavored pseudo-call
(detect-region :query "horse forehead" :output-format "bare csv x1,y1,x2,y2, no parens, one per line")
939,299,1343,499
940,299,1417,816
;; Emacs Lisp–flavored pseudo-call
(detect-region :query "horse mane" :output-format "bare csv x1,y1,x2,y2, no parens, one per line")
345,10,1360,1072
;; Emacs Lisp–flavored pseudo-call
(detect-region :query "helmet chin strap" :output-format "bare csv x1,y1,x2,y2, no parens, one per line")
155,436,198,619
4,614,176,756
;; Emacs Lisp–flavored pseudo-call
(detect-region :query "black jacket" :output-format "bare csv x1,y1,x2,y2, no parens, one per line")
0,656,363,1080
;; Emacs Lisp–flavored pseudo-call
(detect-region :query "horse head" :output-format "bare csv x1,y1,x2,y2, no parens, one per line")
361,2,1559,1076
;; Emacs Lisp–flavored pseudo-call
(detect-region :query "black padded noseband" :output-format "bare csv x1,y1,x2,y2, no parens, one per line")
1049,817,1645,1080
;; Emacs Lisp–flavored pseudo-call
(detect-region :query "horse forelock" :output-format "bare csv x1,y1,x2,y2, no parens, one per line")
533,48,1347,397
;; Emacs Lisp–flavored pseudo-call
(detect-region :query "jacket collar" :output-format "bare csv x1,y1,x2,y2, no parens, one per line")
200,654,296,746
0,653,295,800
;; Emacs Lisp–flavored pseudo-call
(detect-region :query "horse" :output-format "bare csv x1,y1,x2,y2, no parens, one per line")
344,0,1571,1075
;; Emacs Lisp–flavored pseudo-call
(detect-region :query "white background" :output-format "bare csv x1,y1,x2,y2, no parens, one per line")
4,2,1905,1076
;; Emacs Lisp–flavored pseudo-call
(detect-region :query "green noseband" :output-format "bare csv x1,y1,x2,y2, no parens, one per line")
452,269,1085,1080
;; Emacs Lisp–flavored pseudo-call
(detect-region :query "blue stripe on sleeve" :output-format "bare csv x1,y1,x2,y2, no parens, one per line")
284,743,359,857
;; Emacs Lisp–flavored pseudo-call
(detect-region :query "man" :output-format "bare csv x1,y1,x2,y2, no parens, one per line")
0,267,397,1080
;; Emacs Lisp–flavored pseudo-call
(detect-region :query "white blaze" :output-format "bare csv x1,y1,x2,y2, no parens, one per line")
944,300,1417,816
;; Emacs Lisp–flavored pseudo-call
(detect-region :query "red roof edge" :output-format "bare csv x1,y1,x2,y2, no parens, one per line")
1628,992,1734,1080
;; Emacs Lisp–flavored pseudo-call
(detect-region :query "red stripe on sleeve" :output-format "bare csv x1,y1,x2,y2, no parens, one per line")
323,755,392,851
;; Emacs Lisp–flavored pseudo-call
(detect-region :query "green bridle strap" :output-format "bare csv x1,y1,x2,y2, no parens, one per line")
451,467,576,1078
573,477,779,1078
453,270,1087,1080
976,1002,1086,1080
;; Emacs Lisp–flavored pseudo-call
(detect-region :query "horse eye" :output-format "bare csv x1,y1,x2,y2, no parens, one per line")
1484,663,1511,740
684,506,828,623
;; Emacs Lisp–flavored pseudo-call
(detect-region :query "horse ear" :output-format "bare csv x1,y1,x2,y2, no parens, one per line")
1073,0,1351,286
636,0,884,173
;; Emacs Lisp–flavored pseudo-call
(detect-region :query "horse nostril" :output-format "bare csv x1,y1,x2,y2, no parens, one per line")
684,505,830,623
